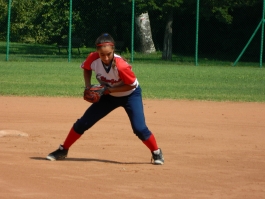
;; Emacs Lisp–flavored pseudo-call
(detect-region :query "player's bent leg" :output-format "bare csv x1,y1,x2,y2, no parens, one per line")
123,87,164,165
46,97,117,161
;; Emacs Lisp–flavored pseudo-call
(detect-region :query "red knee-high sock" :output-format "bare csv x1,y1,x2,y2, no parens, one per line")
63,127,81,149
142,134,158,151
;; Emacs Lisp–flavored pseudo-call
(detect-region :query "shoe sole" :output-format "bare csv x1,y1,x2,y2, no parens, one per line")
153,160,164,165
46,155,56,161
46,155,66,161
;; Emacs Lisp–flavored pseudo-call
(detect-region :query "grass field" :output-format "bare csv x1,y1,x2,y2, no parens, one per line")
0,41,264,102
0,61,264,102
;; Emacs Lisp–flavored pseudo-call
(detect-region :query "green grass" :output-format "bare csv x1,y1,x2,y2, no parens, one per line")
135,63,265,101
0,61,264,102
0,41,264,102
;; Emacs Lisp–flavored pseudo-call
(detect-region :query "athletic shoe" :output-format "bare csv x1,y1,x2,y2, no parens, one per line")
46,145,68,161
151,148,164,165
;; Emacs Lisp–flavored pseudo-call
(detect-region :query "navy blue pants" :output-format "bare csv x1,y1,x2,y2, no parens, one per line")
73,86,151,141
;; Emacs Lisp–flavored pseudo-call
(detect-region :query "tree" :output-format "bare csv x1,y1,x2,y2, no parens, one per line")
32,0,80,44
159,0,183,60
1,0,82,44
3,0,41,42
162,9,173,60
177,0,261,58
74,0,131,47
135,0,183,58
182,0,260,24
0,0,8,40
2,0,261,60
135,12,156,53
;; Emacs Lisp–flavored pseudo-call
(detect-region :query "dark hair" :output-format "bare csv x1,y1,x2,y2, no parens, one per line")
95,33,115,50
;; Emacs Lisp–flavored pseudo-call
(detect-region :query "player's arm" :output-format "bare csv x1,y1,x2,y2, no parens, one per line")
81,52,99,88
83,69,92,88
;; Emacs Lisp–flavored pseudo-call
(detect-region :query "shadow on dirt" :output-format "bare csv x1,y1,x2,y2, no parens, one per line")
30,157,149,165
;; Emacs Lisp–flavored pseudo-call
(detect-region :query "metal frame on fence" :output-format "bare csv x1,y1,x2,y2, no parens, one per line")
131,0,135,63
6,0,12,61
195,0,200,66
233,0,265,68
68,0,72,62
4,0,264,67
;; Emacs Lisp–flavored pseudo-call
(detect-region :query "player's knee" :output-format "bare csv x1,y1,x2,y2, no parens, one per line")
133,128,151,141
73,119,88,135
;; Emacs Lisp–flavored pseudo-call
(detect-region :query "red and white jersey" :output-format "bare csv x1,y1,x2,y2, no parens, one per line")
81,52,139,97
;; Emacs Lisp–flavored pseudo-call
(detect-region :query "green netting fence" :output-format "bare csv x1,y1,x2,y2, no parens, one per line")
2,0,265,67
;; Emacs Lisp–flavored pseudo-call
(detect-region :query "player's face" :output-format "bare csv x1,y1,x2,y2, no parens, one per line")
97,45,114,65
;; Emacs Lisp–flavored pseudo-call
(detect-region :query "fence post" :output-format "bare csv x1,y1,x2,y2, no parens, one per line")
259,0,265,68
68,0,73,62
6,0,12,61
234,0,265,67
195,0,200,66
233,21,262,66
130,0,135,63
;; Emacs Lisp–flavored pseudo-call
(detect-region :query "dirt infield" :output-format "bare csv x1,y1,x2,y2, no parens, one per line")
0,96,265,199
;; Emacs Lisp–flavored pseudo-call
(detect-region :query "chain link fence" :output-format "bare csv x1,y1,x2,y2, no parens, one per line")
1,0,264,66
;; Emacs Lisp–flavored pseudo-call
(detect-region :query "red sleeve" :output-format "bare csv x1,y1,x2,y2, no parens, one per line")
80,52,100,70
115,57,136,84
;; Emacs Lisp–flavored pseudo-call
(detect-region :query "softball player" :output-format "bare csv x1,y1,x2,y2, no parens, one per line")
46,33,164,165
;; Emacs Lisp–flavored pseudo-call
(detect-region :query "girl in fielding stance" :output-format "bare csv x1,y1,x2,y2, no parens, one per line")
46,33,164,165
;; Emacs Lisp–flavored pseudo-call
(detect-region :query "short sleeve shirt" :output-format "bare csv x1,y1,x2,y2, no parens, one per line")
81,52,139,97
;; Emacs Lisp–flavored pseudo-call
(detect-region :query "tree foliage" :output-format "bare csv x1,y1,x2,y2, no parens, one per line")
0,0,8,40
1,0,263,59
183,0,260,24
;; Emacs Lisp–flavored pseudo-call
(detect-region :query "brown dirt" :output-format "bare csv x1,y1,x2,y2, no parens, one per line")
0,96,265,199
